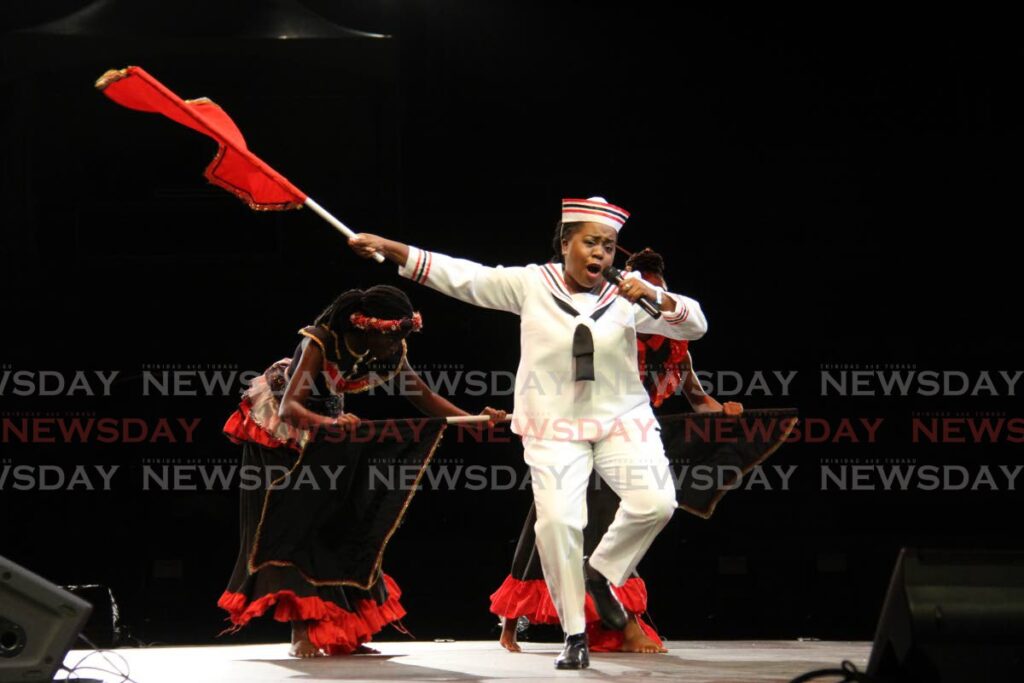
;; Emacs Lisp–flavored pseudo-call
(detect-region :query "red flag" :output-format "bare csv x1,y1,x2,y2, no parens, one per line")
95,66,307,211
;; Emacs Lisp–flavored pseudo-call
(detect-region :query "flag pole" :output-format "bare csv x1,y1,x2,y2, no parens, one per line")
304,197,385,263
445,415,490,424
445,415,512,424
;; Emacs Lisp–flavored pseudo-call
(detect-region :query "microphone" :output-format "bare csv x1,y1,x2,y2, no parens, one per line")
602,266,661,319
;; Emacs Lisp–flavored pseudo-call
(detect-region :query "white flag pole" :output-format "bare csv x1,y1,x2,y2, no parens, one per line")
445,415,512,424
304,197,385,263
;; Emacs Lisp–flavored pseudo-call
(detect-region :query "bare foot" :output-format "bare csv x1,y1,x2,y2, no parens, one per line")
289,639,322,658
499,618,521,653
290,621,323,658
619,615,667,654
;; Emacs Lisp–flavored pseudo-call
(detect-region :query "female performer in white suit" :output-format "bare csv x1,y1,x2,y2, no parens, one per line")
349,197,707,669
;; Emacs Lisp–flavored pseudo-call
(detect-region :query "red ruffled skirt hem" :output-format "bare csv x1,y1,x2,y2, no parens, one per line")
218,574,406,654
489,575,650,623
488,575,663,652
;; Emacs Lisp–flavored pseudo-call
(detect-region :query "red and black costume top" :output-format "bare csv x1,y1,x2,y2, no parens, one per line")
634,270,689,407
223,324,407,453
637,335,689,407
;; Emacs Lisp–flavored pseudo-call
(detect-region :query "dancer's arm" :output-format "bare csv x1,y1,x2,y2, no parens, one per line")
278,339,360,429
680,352,743,415
398,359,508,421
690,392,744,415
349,234,409,266
350,234,528,314
619,271,708,341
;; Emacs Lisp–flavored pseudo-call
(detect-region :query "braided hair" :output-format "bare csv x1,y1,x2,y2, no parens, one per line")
625,248,665,277
550,221,587,262
313,285,417,336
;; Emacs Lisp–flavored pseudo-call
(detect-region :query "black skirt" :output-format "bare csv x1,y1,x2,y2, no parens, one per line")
218,418,448,653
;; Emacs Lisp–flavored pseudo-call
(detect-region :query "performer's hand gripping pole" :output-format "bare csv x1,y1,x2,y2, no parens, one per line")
304,197,386,263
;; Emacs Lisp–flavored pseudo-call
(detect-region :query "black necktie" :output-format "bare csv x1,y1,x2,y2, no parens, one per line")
551,295,615,382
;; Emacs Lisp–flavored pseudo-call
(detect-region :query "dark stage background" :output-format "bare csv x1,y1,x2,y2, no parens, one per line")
1,2,1020,647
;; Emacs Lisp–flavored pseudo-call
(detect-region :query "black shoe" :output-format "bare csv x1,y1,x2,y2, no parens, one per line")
555,632,589,669
583,557,628,631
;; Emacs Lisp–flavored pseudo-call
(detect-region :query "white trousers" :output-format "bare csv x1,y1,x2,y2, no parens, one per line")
523,411,677,635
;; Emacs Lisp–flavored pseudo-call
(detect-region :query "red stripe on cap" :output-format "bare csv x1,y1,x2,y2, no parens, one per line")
562,198,630,216
561,207,627,225
562,199,630,219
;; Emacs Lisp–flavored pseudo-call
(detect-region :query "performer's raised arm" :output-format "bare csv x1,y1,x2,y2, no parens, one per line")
349,234,410,266
350,234,528,314
617,272,708,341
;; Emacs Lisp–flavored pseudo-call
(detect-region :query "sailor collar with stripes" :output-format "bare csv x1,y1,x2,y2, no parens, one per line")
399,246,706,441
538,262,619,381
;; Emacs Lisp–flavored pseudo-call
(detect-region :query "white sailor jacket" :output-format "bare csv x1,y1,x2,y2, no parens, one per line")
399,247,708,441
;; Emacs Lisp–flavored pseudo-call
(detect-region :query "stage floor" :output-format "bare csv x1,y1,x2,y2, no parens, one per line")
58,640,871,682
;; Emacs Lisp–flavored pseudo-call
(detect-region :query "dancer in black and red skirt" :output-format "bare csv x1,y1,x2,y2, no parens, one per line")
218,285,504,657
490,248,745,654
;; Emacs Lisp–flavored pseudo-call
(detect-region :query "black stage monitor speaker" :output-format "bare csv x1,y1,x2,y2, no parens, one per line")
867,548,1024,682
0,556,92,683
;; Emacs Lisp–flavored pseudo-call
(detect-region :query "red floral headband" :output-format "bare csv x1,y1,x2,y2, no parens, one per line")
349,311,423,334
